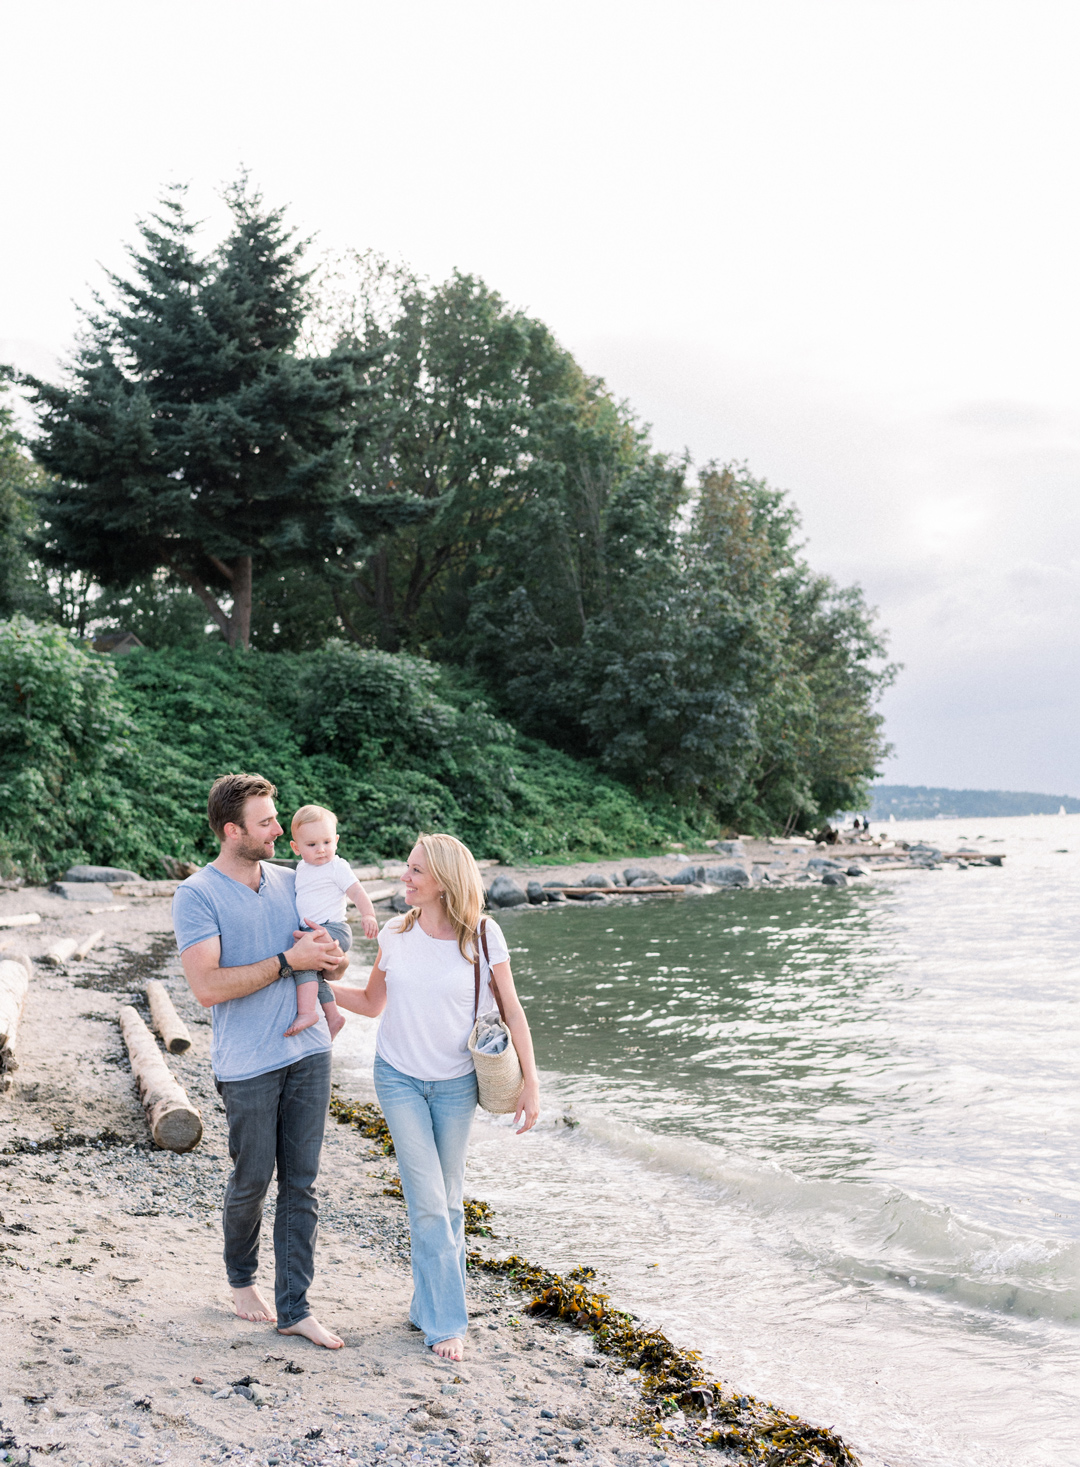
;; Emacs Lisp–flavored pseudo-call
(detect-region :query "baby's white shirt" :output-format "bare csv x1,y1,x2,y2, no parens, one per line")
293,854,356,925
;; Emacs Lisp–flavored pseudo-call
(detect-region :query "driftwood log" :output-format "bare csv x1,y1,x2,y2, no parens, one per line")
117,1005,202,1151
555,884,686,896
145,979,193,1054
45,937,78,967
0,954,31,1091
74,928,104,960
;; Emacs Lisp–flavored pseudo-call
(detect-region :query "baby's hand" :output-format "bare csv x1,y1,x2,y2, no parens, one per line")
362,914,380,940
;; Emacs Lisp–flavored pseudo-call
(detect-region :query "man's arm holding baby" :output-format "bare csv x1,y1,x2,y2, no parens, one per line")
345,880,380,940
181,926,344,1008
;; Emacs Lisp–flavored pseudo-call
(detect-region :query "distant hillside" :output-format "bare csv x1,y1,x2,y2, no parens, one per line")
870,785,1080,820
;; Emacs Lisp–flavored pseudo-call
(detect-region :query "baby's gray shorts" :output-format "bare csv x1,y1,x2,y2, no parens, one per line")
295,918,352,1006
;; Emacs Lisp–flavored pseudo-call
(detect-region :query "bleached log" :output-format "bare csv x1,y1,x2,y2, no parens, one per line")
0,955,31,1090
0,913,40,929
74,928,105,960
117,1005,202,1151
145,979,192,1054
45,938,78,967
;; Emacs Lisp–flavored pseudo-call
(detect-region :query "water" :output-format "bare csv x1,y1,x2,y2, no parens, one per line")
334,815,1080,1467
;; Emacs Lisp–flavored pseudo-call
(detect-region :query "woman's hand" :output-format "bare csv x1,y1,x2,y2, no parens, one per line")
514,1079,540,1135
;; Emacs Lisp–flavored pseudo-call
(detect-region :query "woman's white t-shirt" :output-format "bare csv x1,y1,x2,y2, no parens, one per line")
375,917,510,1080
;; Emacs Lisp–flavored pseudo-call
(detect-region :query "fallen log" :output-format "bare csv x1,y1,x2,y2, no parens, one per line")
0,954,31,1090
45,937,78,967
74,928,105,960
112,880,180,898
0,913,41,929
555,885,686,896
360,882,401,904
145,979,193,1054
117,1005,202,1151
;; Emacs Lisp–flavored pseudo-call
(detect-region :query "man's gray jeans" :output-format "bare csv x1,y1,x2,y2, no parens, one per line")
215,1049,331,1327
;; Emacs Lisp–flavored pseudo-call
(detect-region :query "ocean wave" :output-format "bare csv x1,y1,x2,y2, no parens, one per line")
557,1105,1080,1324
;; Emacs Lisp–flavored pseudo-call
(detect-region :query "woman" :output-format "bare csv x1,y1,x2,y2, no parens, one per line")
329,833,540,1362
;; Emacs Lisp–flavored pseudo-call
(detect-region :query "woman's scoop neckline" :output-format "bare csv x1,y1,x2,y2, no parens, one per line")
414,919,461,944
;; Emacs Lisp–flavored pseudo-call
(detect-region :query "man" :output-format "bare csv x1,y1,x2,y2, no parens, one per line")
172,772,346,1348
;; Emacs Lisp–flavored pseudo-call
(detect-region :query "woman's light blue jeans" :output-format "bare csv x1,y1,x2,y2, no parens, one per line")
373,1054,478,1347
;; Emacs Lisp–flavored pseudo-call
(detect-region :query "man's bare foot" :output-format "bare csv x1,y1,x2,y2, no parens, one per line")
278,1315,344,1349
284,1010,321,1037
432,1336,464,1361
323,1002,346,1040
232,1285,275,1323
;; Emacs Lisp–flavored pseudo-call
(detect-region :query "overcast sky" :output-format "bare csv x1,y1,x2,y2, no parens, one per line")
3,0,1078,793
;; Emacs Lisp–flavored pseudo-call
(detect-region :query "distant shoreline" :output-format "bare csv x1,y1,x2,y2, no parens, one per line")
869,784,1080,821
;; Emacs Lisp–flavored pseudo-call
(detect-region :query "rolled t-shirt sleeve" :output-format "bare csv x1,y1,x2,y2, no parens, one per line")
482,919,510,968
172,883,223,955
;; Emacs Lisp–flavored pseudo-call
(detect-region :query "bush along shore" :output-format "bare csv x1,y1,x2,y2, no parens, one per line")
0,621,715,886
0,908,866,1467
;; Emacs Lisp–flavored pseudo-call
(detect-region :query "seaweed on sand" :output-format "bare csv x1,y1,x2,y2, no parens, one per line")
329,1093,395,1154
469,1253,860,1467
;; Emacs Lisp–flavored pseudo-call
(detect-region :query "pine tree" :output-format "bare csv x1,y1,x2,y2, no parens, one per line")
26,180,419,648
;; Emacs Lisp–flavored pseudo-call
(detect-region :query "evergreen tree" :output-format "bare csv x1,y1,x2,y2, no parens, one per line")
26,181,424,649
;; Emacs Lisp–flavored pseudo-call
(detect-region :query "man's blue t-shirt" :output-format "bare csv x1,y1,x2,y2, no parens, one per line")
172,863,331,1082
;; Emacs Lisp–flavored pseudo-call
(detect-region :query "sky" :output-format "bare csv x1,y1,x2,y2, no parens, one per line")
2,0,1078,793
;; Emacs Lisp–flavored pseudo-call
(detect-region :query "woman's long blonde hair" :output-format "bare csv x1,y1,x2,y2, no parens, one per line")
397,833,485,960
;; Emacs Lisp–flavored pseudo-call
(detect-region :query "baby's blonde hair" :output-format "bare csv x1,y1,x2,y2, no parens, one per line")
397,833,485,960
291,804,338,836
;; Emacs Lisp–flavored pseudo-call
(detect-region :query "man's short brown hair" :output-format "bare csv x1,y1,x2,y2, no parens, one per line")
207,773,277,840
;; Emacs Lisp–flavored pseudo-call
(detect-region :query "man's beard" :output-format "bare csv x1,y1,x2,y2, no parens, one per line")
237,834,274,863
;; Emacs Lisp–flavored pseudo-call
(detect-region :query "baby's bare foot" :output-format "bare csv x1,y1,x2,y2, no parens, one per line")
278,1315,344,1349
284,1011,321,1037
232,1285,275,1323
432,1336,464,1361
324,1005,346,1040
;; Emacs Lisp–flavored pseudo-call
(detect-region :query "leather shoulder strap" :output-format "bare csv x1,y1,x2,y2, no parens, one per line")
473,917,506,1022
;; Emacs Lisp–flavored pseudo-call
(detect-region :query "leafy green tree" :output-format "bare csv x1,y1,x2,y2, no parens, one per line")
0,367,54,621
466,454,891,830
315,257,581,652
25,182,424,649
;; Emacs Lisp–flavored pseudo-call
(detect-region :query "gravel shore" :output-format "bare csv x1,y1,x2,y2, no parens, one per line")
0,890,697,1467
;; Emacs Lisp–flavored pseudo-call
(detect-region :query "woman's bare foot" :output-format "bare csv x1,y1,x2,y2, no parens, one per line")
278,1315,344,1349
284,1010,321,1037
432,1337,464,1361
232,1285,275,1323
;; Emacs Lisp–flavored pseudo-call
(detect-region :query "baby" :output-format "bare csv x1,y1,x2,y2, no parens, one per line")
284,804,380,1039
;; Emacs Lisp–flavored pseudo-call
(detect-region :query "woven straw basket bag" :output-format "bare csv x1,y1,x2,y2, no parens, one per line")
467,919,525,1114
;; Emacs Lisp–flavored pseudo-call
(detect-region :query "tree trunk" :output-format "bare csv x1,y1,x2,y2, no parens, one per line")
118,1005,203,1151
229,555,253,649
179,555,254,650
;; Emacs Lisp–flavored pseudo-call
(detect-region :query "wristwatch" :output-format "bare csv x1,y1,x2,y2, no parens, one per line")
277,952,295,980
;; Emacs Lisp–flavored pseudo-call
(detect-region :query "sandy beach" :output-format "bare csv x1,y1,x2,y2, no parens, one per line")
0,885,693,1467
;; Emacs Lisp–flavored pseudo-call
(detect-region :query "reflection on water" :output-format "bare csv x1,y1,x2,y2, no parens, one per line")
508,886,901,1176
336,816,1080,1467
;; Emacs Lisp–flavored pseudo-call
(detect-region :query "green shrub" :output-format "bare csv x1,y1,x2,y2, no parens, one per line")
0,623,708,879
